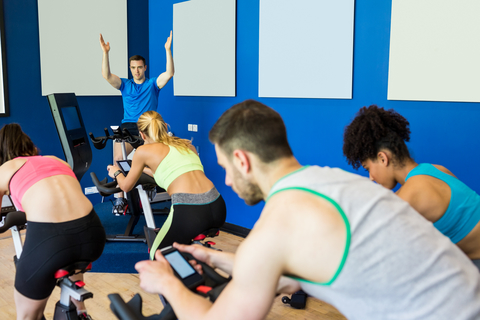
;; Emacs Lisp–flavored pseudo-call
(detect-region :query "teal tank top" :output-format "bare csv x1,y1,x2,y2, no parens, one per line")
153,145,203,191
405,163,480,243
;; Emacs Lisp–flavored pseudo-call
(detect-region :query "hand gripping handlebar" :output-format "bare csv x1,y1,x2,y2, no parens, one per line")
108,252,231,320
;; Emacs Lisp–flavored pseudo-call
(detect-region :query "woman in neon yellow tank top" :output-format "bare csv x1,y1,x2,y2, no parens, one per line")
343,105,480,270
107,111,226,256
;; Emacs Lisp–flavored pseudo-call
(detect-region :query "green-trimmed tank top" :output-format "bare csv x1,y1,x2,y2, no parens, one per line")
266,165,480,320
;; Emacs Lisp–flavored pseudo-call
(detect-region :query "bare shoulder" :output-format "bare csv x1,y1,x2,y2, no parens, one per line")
134,143,170,170
398,177,433,202
398,176,447,221
0,159,27,193
0,158,27,172
137,143,169,157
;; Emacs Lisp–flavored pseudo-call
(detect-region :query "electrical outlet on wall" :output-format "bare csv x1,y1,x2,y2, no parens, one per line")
85,186,99,195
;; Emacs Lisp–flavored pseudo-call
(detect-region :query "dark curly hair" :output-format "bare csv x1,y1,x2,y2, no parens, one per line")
343,105,411,170
0,123,38,165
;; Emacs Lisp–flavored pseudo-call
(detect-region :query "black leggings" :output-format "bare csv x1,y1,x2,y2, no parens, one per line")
15,209,106,300
150,189,226,259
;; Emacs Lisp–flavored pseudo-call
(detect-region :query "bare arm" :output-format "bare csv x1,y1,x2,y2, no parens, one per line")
136,229,282,320
174,243,235,275
177,243,299,294
0,161,15,197
156,31,174,89
107,147,147,192
135,190,346,320
100,33,121,89
276,276,301,294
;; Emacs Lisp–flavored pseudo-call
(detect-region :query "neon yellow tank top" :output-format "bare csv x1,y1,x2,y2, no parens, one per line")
153,145,203,190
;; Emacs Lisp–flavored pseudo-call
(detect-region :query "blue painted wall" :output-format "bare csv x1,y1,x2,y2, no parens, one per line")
2,0,478,229
0,0,149,203
149,0,480,229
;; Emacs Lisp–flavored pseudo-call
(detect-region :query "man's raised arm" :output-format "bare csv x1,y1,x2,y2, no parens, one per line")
100,33,122,89
157,30,175,89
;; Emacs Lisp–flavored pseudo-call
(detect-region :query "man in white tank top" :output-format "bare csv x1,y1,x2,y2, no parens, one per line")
135,100,480,320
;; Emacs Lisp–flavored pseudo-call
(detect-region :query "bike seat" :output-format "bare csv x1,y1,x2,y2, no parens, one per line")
192,228,220,241
54,261,92,279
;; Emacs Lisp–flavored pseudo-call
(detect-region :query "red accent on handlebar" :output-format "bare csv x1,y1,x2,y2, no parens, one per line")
196,285,212,294
55,270,69,279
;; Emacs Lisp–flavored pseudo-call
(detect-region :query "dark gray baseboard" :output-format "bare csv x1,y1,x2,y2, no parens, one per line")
221,222,250,238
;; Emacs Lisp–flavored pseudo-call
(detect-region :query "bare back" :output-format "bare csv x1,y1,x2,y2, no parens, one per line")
134,143,214,195
0,157,92,223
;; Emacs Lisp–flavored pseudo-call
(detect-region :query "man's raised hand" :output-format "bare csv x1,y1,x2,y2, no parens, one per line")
99,33,111,53
165,30,172,51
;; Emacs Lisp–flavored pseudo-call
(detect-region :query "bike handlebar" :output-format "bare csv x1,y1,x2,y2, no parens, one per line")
90,172,122,195
89,127,143,150
109,252,231,320
0,211,26,233
90,172,158,197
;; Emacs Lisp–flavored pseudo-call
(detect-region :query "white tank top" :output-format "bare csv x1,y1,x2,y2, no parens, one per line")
268,166,480,320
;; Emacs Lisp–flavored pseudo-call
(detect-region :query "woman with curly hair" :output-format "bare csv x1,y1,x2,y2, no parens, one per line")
343,105,480,269
107,111,226,259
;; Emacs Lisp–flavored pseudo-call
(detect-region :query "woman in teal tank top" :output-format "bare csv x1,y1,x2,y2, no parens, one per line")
343,105,480,269
107,111,226,257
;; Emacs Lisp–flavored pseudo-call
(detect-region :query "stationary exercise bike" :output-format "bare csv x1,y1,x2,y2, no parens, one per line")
0,196,94,320
90,126,170,242
90,125,221,248
108,250,231,320
90,170,163,243
91,170,221,250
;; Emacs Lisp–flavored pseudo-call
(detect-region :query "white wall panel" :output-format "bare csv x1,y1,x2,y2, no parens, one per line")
173,0,236,97
259,0,355,99
38,0,127,96
388,0,480,102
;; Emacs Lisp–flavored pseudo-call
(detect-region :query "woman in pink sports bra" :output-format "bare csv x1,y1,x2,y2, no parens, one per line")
0,124,106,320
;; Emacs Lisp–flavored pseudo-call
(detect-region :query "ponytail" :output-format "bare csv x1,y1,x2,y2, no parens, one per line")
137,111,192,153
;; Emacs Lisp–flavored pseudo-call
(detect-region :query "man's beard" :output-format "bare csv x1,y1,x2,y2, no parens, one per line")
232,166,263,206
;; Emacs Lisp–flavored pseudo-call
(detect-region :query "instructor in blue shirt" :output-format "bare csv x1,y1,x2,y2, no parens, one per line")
99,31,174,214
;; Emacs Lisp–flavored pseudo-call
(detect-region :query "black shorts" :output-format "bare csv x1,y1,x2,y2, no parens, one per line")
151,189,227,255
15,209,106,300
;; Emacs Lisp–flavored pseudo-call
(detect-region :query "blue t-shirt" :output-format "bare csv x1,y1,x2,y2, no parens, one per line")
119,77,161,123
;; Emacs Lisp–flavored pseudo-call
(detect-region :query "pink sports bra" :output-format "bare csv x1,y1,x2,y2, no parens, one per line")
9,156,76,211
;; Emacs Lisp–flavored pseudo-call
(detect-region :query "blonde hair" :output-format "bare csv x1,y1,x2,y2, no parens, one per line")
137,111,192,153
